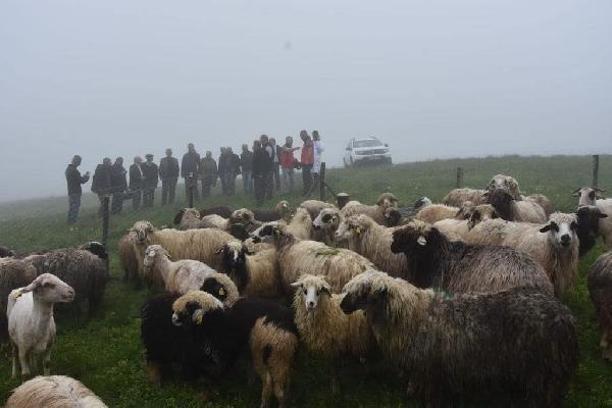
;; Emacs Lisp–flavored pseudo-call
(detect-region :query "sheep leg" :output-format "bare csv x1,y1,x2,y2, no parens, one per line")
259,372,273,408
273,377,288,408
43,348,52,375
18,348,30,378
10,343,18,379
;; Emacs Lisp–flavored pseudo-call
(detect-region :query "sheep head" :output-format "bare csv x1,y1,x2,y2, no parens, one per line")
384,207,402,227
250,222,285,244
335,214,371,242
467,204,499,230
376,193,399,209
130,221,155,245
483,189,514,221
391,221,446,257
291,274,331,312
539,213,578,249
413,196,432,210
340,270,390,314
200,274,240,307
15,273,75,304
572,187,605,206
80,241,108,260
488,174,521,200
172,290,223,327
143,245,168,271
275,200,295,222
313,208,341,233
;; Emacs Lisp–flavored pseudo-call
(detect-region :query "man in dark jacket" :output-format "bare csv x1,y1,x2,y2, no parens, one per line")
200,151,218,198
159,148,179,206
225,147,241,196
240,144,253,194
142,154,159,208
110,157,127,215
65,155,90,224
181,143,200,202
252,140,271,206
129,156,144,210
91,157,113,216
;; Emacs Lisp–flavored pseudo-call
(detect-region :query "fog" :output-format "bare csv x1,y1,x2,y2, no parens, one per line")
1,0,611,202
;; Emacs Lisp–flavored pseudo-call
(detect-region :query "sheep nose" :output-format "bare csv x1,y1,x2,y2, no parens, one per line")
561,234,570,242
307,301,315,309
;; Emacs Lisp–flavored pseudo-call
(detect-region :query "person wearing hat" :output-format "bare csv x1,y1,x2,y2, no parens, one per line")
142,154,159,208
65,155,90,224
159,148,179,205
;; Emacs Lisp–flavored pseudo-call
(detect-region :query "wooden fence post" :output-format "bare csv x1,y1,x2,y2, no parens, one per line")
319,162,326,201
456,167,464,188
101,195,110,247
593,155,600,188
187,175,194,208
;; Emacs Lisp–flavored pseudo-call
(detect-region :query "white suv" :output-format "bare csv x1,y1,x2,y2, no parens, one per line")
343,137,392,167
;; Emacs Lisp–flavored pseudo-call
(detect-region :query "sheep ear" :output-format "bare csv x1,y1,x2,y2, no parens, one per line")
539,224,552,233
192,309,204,325
290,281,302,289
174,209,186,225
600,213,609,219
571,192,580,197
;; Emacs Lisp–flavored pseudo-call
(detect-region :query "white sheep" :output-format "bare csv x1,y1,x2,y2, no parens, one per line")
312,207,343,245
291,274,374,392
299,199,336,220
6,375,108,407
340,193,400,226
442,188,486,207
334,214,410,279
7,274,75,378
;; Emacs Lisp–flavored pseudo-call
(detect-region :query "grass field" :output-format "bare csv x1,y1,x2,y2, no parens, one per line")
0,154,611,407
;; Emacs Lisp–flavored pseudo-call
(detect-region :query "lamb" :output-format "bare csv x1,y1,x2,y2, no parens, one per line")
218,241,281,298
129,220,235,273
22,244,109,313
291,274,373,392
173,208,205,230
0,258,37,340
143,244,218,293
433,204,499,241
118,231,139,283
340,271,578,406
7,274,75,378
390,220,554,295
251,224,375,293
340,193,401,226
588,251,612,361
335,214,410,280
485,188,546,223
172,291,298,408
442,188,485,207
464,213,580,296
6,375,108,407
0,245,16,258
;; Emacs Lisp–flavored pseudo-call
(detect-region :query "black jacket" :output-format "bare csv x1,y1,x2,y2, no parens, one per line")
91,164,112,194
240,151,253,172
181,151,201,178
160,156,179,179
129,164,144,190
142,162,159,189
110,163,127,193
65,164,89,195
200,158,218,181
252,149,272,176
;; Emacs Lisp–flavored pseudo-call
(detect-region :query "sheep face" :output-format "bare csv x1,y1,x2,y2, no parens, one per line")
467,205,499,230
540,214,578,249
484,189,514,221
219,241,247,270
340,271,389,315
335,215,367,242
413,196,432,210
18,273,75,304
201,277,230,303
143,245,166,271
230,208,257,227
131,221,154,244
313,208,341,233
172,291,223,327
80,241,108,260
275,200,294,221
573,187,605,206
250,223,281,243
487,174,520,198
376,193,399,209
291,275,331,312
391,222,443,257
384,207,402,227
576,206,607,235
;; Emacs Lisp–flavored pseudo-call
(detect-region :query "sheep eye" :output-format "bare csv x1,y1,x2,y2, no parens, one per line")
551,223,559,232
322,214,331,222
303,289,307,295
43,282,55,288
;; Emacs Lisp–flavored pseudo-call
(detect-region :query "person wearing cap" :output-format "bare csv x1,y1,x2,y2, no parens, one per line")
181,143,200,202
142,154,159,208
129,156,144,210
65,155,90,224
91,157,113,216
159,148,179,205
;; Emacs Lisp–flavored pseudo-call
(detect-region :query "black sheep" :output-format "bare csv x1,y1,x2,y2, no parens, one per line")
576,205,608,257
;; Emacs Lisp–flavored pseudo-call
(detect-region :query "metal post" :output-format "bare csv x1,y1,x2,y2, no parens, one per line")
319,162,326,201
456,167,464,188
593,155,600,188
337,193,350,209
188,175,194,208
101,195,110,247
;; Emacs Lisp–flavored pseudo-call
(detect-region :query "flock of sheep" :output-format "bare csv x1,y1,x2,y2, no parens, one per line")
1,175,612,406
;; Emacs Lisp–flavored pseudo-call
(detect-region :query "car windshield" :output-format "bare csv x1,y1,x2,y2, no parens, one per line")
353,139,381,148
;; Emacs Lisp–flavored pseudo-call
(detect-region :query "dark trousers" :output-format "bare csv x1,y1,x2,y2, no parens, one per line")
272,163,281,191
111,191,124,214
185,177,200,202
161,178,177,205
222,173,236,196
254,175,266,206
67,193,81,224
264,171,274,199
242,171,253,193
143,189,155,208
302,165,313,195
131,190,142,210
201,177,215,198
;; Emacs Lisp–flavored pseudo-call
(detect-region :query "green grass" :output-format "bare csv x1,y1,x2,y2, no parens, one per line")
0,154,611,407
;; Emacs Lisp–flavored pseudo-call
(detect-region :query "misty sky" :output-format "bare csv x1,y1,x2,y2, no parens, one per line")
1,0,611,201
